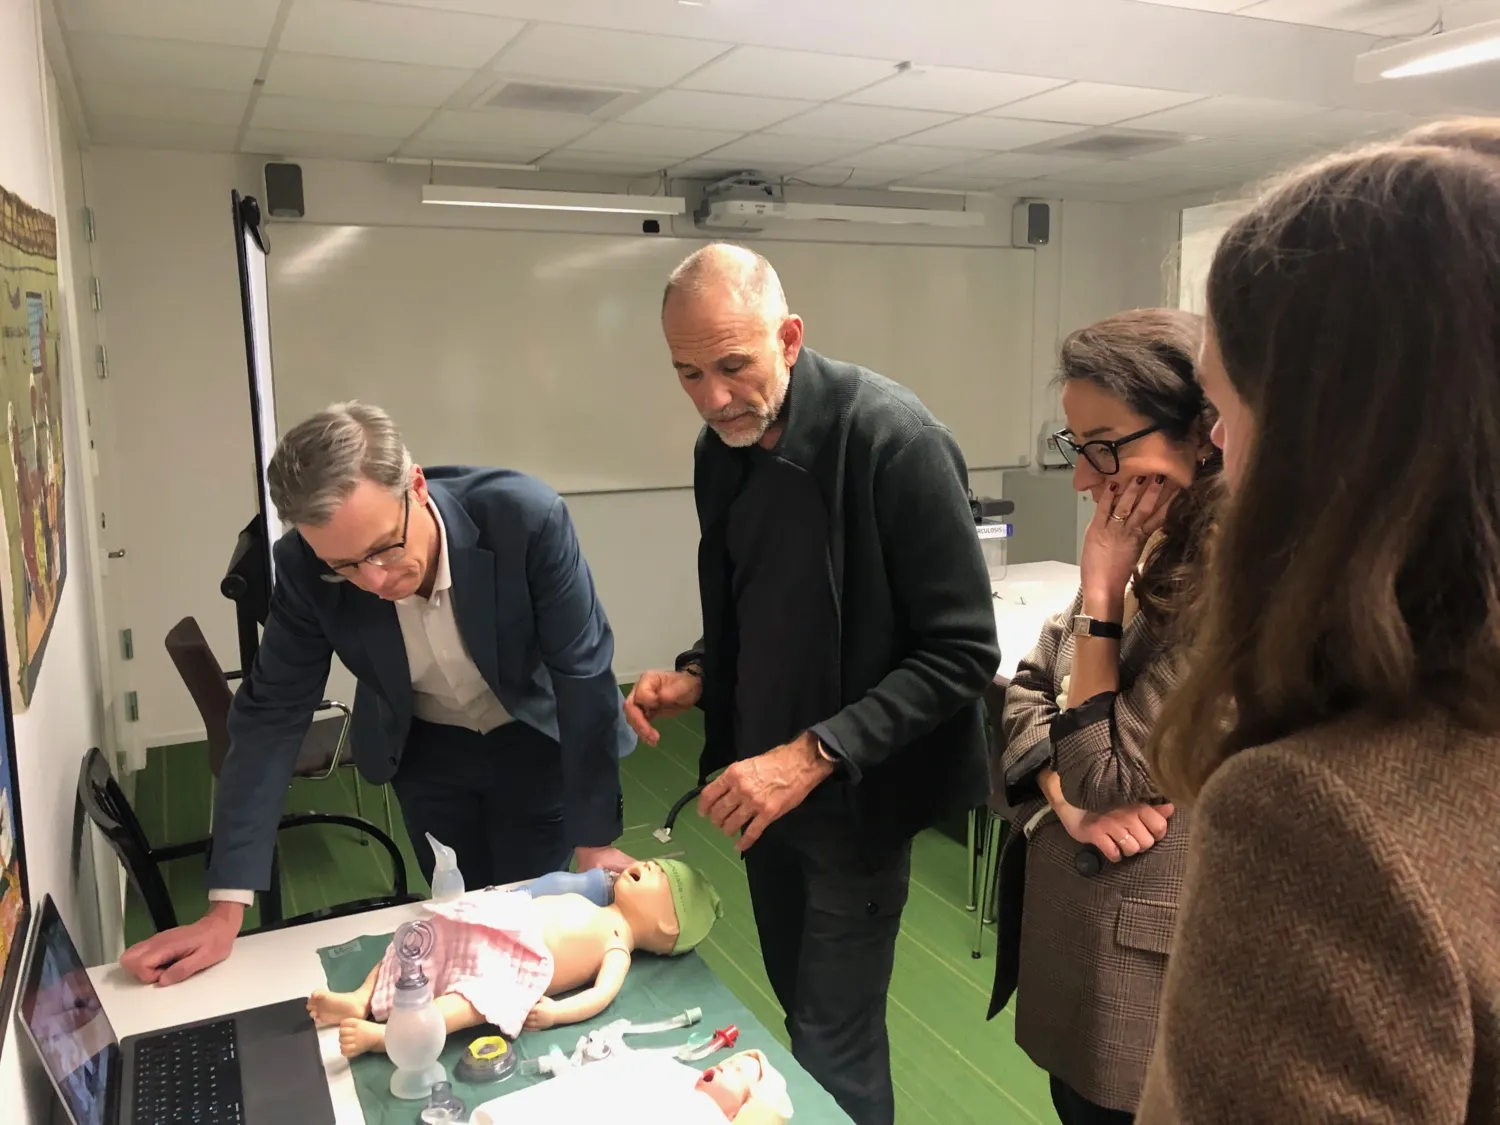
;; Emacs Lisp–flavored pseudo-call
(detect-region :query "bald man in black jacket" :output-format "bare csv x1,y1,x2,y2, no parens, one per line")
626,244,999,1125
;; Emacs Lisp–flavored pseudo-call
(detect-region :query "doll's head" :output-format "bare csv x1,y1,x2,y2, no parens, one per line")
614,859,722,956
694,1050,792,1123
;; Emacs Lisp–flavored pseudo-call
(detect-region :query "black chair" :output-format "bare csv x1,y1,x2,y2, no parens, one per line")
78,746,417,933
164,615,394,840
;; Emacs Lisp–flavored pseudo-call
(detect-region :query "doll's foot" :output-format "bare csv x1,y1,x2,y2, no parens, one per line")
307,989,369,1027
338,1018,386,1058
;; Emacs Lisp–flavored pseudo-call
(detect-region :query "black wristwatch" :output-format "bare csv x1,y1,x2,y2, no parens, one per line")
1070,614,1123,641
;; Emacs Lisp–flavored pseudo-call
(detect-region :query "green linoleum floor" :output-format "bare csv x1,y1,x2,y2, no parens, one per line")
126,708,1057,1124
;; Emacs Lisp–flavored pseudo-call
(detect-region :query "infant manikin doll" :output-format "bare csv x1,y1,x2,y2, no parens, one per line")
696,1050,793,1124
307,859,721,1057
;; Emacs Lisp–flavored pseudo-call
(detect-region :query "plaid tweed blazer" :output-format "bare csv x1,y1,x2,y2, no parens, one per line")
989,587,1187,1113
1137,712,1500,1124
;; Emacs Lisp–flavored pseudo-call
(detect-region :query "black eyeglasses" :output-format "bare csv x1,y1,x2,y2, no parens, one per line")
1052,425,1161,476
319,494,411,583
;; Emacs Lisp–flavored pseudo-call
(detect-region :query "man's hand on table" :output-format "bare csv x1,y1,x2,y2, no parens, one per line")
698,733,836,852
120,900,244,986
574,845,637,873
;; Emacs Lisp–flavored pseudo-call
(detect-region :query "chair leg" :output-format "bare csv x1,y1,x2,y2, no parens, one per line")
353,772,368,847
972,812,1006,959
982,815,1006,922
965,807,979,912
382,784,394,837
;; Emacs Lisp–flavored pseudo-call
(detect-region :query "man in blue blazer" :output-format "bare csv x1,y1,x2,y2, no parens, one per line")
121,402,636,985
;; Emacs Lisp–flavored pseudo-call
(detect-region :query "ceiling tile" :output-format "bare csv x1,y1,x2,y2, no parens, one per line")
536,151,678,175
1121,96,1330,138
264,54,472,108
846,67,1067,115
397,136,547,162
887,170,1019,191
1008,177,1153,202
80,82,249,125
765,104,958,143
789,166,903,188
1294,107,1423,143
951,151,1103,179
419,108,597,147
242,129,406,161
279,0,524,68
907,116,1086,150
694,133,870,168
67,34,263,93
680,46,898,101
492,24,731,88
249,95,434,137
670,158,809,180
57,0,281,46
839,142,976,173
1044,159,1169,183
1128,136,1303,168
88,116,241,151
1128,0,1258,11
999,82,1206,126
618,91,814,132
560,122,744,159
1237,0,1437,31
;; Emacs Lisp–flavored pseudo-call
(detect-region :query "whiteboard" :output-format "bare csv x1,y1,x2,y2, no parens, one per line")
266,224,1035,493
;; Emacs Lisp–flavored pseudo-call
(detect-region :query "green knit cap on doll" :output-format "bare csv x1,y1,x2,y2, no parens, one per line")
657,859,723,954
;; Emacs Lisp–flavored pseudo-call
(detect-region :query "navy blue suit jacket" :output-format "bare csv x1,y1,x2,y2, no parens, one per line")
207,467,635,891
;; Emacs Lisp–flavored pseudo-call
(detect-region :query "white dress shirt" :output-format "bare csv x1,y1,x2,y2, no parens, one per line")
210,502,510,907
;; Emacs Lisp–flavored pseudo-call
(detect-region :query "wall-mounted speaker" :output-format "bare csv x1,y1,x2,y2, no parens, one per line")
264,162,305,219
1011,199,1050,248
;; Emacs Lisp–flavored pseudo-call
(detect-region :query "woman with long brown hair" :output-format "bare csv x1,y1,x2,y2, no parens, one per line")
987,308,1218,1124
1137,127,1500,1122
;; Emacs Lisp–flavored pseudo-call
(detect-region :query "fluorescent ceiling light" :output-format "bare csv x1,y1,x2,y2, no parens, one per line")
782,201,984,228
1355,18,1500,81
887,184,995,199
421,184,686,215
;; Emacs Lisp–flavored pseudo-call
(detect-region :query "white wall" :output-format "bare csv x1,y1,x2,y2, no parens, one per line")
0,0,113,1120
82,147,1181,747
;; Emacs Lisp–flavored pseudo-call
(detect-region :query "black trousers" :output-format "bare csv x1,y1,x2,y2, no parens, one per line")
390,717,571,890
1050,1075,1135,1125
741,787,912,1125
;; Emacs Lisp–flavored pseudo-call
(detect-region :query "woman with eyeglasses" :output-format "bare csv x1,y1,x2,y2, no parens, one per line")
986,309,1219,1125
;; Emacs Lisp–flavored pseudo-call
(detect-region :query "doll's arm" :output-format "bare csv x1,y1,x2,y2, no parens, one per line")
525,947,632,1030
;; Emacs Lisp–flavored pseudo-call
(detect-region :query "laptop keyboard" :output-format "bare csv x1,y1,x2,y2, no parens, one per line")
131,1018,246,1125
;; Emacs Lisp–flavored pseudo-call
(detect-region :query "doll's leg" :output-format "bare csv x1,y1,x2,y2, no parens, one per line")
436,992,485,1036
308,962,380,1027
333,991,485,1060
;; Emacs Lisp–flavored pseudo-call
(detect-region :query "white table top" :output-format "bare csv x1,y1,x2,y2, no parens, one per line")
990,561,1080,682
87,902,429,1124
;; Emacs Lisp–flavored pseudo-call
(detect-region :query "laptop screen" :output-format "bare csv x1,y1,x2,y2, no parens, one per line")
19,896,119,1125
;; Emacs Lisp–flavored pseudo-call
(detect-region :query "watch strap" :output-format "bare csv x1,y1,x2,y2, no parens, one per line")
1073,615,1123,640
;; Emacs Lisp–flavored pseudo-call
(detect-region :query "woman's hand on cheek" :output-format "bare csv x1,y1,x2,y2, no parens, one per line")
1080,474,1179,612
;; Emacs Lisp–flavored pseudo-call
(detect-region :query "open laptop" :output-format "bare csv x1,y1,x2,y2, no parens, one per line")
18,894,335,1125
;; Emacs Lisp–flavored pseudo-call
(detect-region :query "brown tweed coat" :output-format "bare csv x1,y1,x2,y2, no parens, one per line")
990,588,1187,1113
1137,712,1500,1124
